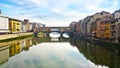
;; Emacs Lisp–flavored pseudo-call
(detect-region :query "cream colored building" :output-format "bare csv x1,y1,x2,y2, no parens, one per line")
0,14,9,33
113,10,120,42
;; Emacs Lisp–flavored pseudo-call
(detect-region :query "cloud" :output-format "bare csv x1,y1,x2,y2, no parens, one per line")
83,0,119,13
2,0,120,26
11,0,49,9
0,3,11,8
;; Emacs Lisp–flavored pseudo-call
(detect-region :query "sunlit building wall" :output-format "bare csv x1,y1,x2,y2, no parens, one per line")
0,14,9,33
9,18,21,33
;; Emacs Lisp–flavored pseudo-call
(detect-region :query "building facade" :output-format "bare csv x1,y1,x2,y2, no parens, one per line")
69,21,78,33
90,14,116,41
75,21,81,34
9,18,21,33
23,19,30,32
0,14,9,33
70,11,120,42
113,10,120,42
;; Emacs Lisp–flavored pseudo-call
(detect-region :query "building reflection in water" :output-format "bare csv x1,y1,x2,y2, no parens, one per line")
23,39,32,51
0,36,120,68
32,37,41,45
0,45,9,64
9,41,21,57
51,38,59,41
70,37,120,68
0,38,34,64
0,36,70,65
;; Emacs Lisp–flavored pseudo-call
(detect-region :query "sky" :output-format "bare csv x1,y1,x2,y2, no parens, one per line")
0,0,120,26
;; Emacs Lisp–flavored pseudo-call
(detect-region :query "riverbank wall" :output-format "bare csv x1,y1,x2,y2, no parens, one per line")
0,33,33,43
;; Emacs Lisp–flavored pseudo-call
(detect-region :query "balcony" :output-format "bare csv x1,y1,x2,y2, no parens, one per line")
111,30,116,32
111,24,116,26
110,32,116,38
110,28,116,32
110,36,116,39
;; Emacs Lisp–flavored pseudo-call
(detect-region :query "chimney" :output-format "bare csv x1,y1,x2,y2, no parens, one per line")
24,19,29,23
24,19,29,21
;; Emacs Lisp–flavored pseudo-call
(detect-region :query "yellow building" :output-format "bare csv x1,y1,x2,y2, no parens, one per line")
9,18,21,33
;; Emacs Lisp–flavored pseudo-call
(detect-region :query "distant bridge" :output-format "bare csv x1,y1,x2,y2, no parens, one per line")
37,27,71,37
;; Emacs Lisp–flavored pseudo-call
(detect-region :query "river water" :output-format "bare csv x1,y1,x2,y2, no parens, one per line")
0,34,120,68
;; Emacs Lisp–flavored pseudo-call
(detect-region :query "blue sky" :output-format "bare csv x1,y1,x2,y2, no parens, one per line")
0,0,120,26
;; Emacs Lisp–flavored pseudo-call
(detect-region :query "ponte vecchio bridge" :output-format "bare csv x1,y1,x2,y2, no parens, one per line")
37,27,71,36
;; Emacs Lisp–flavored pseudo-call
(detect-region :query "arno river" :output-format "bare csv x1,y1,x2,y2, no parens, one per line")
0,33,120,68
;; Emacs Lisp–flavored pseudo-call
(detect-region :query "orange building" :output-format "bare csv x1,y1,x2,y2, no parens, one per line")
92,16,116,40
100,21,111,38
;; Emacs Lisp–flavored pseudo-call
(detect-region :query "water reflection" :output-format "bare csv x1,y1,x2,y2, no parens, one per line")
70,38,120,68
51,38,59,41
0,46,9,64
0,36,119,68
